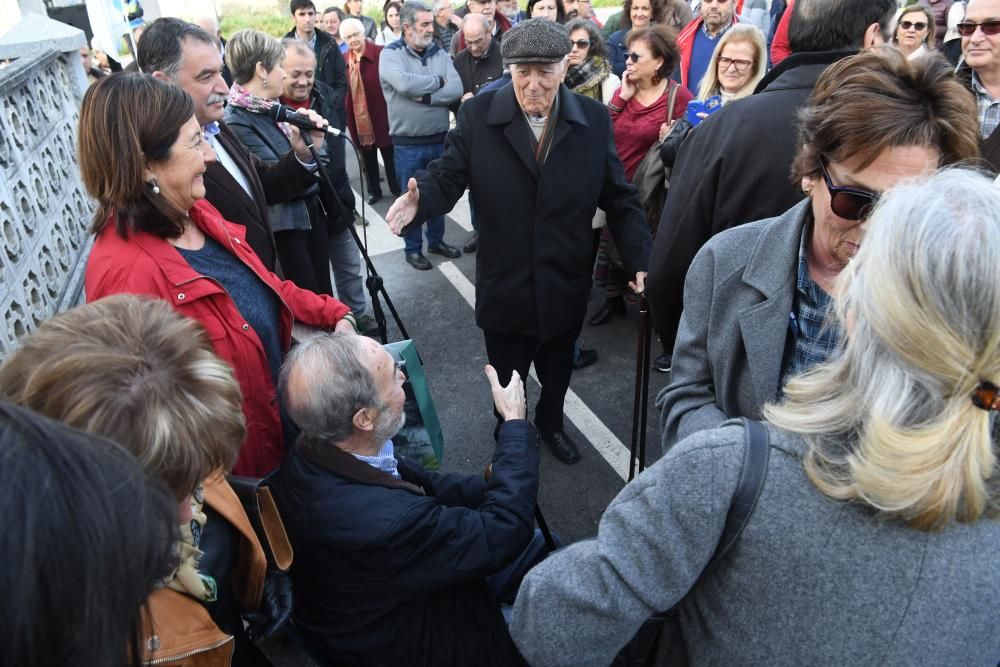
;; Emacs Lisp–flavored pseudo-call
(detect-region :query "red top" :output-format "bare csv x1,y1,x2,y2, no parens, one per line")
676,13,742,90
770,0,794,66
609,81,694,181
86,198,351,476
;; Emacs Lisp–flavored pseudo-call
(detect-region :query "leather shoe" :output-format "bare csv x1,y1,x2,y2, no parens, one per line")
405,252,432,270
588,296,626,326
653,353,672,373
572,348,598,370
540,429,581,464
427,242,461,259
366,193,382,205
463,233,479,253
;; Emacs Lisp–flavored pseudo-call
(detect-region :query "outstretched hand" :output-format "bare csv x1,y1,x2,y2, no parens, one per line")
386,177,420,236
485,365,526,422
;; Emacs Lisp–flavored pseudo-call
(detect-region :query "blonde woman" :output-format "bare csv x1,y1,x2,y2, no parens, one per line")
509,167,1000,666
695,23,767,104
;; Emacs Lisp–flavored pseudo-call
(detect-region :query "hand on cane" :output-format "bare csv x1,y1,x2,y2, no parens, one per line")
386,177,420,236
629,271,647,295
485,365,526,421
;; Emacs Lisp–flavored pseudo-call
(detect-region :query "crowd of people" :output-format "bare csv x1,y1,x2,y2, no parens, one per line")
8,0,999,664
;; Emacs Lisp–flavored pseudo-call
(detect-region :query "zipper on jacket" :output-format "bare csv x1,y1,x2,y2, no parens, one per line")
142,635,233,665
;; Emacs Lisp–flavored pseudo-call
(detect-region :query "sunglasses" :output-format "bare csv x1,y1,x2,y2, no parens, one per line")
718,56,753,72
899,20,927,31
626,51,642,63
818,159,880,221
571,39,590,49
957,19,1000,36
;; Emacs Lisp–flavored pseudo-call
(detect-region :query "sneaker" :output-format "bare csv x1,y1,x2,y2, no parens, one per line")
653,353,672,373
355,314,380,336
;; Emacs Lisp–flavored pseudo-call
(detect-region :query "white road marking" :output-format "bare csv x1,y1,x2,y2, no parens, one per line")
438,261,632,481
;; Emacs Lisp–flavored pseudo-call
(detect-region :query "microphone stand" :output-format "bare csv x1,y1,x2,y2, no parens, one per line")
301,130,409,344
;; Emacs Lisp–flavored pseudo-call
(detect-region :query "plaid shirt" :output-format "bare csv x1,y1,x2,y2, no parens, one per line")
972,71,1000,139
352,440,401,479
783,227,841,383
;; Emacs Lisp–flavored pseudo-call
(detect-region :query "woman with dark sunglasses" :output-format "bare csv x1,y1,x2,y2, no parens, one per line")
893,4,936,59
656,47,979,453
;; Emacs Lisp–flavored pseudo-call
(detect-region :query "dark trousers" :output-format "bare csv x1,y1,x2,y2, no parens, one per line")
483,325,580,435
275,202,333,297
360,145,398,198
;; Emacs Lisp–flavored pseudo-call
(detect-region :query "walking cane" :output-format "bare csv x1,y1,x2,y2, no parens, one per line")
628,294,652,482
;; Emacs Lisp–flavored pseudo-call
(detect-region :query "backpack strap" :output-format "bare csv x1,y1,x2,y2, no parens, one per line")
707,418,770,567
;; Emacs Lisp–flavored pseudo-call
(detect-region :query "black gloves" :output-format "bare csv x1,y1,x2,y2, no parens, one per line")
245,569,294,641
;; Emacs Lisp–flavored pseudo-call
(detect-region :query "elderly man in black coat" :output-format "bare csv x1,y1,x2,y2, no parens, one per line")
388,18,651,464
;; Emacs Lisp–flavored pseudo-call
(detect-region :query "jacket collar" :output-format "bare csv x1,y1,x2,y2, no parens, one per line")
742,198,811,297
298,439,426,495
753,49,854,94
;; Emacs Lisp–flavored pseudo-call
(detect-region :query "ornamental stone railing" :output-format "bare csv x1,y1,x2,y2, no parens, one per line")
0,15,93,358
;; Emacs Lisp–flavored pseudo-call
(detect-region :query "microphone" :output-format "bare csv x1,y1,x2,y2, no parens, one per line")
270,103,342,136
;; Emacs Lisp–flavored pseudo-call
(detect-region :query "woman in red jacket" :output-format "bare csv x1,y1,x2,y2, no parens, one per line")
78,72,356,477
341,17,399,205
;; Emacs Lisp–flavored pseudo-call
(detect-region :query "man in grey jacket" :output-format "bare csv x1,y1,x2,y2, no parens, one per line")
380,0,464,270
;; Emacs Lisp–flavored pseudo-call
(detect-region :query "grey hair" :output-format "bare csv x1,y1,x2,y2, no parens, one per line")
279,333,381,447
281,36,317,61
340,16,365,38
432,0,451,12
765,167,1000,531
401,0,432,28
462,12,491,32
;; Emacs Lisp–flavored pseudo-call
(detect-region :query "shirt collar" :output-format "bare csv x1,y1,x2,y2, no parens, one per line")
796,218,816,296
971,70,997,102
203,121,221,137
700,18,732,39
350,440,401,479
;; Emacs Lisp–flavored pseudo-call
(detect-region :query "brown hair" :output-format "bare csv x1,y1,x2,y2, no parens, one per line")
77,72,195,239
0,294,244,498
621,0,665,29
894,4,936,49
792,47,979,183
625,24,679,80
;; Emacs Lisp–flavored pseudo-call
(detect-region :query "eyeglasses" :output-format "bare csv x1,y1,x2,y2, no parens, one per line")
899,20,927,31
626,51,642,63
394,359,406,373
818,159,880,221
718,56,752,72
571,39,590,49
956,19,1000,36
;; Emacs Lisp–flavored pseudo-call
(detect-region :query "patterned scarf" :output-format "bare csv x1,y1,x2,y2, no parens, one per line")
348,48,376,147
227,82,293,141
565,56,611,101
163,483,218,602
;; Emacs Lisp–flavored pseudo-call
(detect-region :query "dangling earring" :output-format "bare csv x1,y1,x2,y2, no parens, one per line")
652,73,662,85
262,77,269,90
148,177,160,195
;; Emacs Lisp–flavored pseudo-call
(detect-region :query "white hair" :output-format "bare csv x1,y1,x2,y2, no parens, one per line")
340,16,366,39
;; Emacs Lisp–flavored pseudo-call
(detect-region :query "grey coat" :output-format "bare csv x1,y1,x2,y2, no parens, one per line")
223,105,316,232
656,200,809,452
510,420,1000,667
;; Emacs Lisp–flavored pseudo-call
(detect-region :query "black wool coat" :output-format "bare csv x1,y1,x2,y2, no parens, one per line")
647,50,853,347
413,83,651,341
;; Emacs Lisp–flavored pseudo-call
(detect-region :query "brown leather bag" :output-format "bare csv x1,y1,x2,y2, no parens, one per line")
227,475,293,571
630,82,680,236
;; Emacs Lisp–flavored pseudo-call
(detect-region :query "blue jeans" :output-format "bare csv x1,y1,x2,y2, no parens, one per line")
394,142,445,254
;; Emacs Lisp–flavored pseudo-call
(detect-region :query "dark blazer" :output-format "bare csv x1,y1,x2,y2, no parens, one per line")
272,420,540,666
413,84,651,340
344,41,393,149
647,49,852,348
203,122,318,271
453,40,504,98
316,38,349,129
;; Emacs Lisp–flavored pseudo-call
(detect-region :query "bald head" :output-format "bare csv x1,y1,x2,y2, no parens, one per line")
463,12,492,57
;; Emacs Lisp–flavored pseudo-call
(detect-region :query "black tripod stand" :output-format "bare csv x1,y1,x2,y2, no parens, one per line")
302,130,408,344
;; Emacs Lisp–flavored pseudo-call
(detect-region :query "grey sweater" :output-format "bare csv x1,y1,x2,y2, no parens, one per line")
378,39,462,144
510,421,1000,666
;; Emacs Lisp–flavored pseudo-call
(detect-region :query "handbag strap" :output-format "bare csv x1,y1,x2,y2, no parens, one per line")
665,81,680,126
707,418,771,567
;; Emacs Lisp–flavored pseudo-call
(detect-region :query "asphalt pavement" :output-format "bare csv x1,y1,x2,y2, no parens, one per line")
263,140,671,666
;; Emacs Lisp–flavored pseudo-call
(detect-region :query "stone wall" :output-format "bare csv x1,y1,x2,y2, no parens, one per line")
0,26,92,358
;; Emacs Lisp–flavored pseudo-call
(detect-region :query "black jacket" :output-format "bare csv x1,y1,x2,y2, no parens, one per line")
647,50,853,346
956,61,1000,173
413,84,651,340
272,420,540,666
311,80,357,232
453,41,504,97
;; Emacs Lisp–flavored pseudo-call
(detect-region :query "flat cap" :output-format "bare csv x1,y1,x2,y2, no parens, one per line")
501,18,571,66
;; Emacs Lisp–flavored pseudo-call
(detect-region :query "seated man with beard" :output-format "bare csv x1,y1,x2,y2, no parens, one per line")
272,333,544,665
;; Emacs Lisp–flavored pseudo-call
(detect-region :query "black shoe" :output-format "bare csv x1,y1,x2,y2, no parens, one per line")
572,348,598,370
463,233,479,253
540,429,581,464
588,296,626,326
653,353,672,373
427,242,461,259
405,252,432,270
366,193,382,205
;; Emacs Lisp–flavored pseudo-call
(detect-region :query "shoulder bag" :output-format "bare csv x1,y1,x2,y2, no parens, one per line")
630,81,680,236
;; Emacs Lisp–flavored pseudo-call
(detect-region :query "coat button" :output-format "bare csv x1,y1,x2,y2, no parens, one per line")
242,323,250,330
147,635,161,651
177,293,185,300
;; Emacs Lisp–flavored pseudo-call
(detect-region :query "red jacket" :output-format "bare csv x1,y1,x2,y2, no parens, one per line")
85,199,351,476
676,13,741,90
344,41,393,149
770,0,794,66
